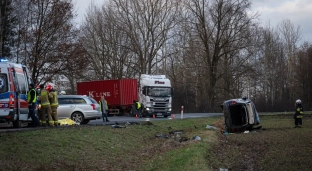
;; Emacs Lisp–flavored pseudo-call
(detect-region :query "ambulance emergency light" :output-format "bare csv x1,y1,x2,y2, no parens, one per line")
0,58,8,62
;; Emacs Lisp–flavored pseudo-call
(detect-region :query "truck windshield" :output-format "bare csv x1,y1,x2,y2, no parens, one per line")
147,87,171,97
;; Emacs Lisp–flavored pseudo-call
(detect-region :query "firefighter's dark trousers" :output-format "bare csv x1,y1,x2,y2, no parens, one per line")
37,108,44,126
41,105,52,126
295,117,302,126
51,106,59,126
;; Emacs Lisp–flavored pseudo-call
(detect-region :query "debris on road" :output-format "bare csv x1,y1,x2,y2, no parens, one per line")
111,125,126,128
206,125,218,130
192,136,201,141
155,134,169,138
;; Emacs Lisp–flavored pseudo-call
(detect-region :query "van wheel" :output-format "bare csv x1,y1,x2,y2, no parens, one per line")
71,112,85,124
13,120,21,128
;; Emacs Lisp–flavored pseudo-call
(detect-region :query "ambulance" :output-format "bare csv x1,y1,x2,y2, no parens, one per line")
0,59,34,128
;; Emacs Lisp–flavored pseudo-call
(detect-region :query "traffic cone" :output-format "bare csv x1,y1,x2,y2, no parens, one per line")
172,114,175,119
135,114,138,118
153,114,155,118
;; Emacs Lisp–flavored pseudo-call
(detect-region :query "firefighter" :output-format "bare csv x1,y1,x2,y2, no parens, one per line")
27,84,40,127
37,84,53,126
36,85,43,126
133,100,142,118
294,99,303,128
46,85,59,126
99,96,109,122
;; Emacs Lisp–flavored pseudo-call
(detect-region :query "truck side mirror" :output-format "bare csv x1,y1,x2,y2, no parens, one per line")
171,88,174,96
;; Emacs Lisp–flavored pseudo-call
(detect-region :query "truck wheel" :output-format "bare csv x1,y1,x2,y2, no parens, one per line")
13,120,22,128
71,112,85,124
164,115,168,118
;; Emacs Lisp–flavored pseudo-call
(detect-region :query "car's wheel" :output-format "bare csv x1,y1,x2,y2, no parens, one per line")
71,112,85,124
81,119,90,124
13,120,21,128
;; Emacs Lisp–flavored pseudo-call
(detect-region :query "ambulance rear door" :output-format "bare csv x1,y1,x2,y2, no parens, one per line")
0,65,12,122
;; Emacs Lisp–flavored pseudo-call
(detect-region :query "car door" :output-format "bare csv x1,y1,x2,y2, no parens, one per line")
57,98,76,119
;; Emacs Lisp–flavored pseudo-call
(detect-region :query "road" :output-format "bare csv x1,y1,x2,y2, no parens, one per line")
88,113,223,125
0,113,223,132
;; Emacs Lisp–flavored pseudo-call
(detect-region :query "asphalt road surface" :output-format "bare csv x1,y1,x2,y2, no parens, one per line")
88,113,223,125
0,113,223,132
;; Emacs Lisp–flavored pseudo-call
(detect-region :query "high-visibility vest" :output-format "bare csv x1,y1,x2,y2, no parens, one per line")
50,91,58,107
136,102,141,109
39,89,50,106
99,100,108,112
27,89,37,103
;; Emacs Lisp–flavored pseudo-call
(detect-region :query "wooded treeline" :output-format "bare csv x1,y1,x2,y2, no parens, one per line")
1,0,312,113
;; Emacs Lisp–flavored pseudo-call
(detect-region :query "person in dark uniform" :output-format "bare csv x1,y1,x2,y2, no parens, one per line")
294,99,303,128
133,100,142,118
27,83,40,127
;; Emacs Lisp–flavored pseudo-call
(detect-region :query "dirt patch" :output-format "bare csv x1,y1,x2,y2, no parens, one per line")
207,115,312,171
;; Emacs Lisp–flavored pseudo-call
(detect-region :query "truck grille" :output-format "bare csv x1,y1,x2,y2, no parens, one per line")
150,98,170,112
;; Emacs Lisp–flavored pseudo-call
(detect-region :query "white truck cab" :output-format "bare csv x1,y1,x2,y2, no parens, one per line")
139,74,173,118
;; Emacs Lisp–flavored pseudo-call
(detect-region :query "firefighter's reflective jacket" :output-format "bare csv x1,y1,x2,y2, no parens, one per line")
295,105,303,118
38,89,52,107
49,91,59,107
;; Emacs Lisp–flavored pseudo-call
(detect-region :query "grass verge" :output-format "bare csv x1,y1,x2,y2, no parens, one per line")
1,114,312,171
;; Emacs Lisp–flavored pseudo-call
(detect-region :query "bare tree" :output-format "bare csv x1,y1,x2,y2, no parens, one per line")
279,19,301,100
112,0,179,75
81,2,135,80
17,0,77,85
182,0,258,111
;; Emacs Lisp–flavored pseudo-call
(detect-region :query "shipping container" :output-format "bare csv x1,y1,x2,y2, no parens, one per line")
77,79,138,115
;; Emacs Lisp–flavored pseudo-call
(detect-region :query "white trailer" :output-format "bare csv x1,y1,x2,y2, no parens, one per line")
139,74,173,118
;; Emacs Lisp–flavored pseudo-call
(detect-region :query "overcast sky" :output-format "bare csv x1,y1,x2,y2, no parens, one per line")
73,0,312,43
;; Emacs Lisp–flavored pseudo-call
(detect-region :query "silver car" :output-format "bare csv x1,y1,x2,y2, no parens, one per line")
57,95,102,124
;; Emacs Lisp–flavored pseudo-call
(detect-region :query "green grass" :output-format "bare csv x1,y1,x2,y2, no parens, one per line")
1,114,312,171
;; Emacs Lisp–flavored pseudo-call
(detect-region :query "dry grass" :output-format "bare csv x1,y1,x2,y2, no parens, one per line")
1,114,312,171
207,114,312,171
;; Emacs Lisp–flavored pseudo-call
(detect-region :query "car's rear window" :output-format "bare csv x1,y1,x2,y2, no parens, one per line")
88,97,98,104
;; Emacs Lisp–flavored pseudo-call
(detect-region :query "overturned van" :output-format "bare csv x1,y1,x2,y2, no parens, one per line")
220,97,261,133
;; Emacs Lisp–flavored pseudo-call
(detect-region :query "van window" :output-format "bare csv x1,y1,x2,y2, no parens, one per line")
16,74,27,94
0,74,8,93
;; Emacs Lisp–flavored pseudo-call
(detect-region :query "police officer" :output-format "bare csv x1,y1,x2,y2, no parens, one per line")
294,99,303,128
46,85,59,126
27,84,40,127
133,100,142,118
38,84,53,126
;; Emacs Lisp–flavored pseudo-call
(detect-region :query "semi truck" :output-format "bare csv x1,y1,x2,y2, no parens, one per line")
138,74,173,118
76,74,173,117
